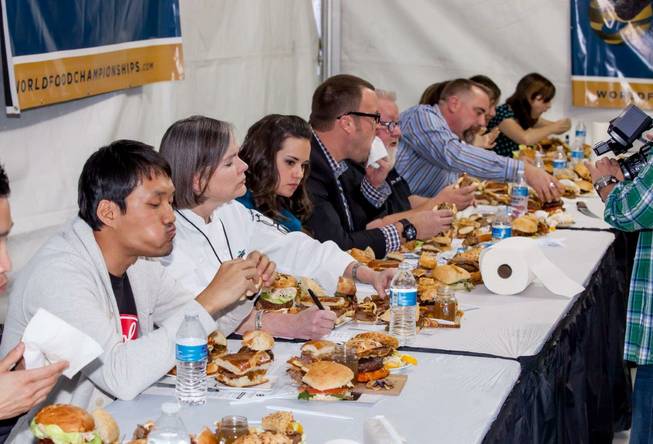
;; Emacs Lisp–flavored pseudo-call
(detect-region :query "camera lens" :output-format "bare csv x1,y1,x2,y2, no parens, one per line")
620,148,651,180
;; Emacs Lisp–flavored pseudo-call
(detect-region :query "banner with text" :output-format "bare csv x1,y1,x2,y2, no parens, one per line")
0,0,184,113
571,0,653,109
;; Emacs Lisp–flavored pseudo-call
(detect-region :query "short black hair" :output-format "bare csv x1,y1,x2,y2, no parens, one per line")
78,140,172,230
0,164,10,198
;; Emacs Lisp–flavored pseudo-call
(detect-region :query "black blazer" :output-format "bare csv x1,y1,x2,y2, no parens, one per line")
384,169,412,215
305,136,388,258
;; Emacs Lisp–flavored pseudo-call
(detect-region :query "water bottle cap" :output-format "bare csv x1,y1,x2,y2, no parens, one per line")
161,402,181,415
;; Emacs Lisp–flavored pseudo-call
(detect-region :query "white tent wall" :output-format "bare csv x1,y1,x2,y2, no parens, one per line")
338,0,624,139
0,0,319,319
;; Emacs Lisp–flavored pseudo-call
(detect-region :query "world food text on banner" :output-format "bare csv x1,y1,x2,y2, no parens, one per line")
0,0,184,114
571,0,653,109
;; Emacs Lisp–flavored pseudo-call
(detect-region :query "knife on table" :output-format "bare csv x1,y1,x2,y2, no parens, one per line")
576,201,600,219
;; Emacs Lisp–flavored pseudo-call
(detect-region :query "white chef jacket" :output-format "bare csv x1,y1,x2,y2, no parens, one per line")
160,200,354,335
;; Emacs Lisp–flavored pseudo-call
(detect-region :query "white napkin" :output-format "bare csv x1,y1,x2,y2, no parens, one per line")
22,308,103,379
367,137,389,169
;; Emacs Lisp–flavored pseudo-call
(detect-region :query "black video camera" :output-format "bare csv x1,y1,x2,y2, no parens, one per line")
593,104,653,180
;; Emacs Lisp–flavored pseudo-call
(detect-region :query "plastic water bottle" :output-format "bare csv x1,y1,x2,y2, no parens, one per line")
389,261,417,346
552,146,567,177
492,205,512,241
510,170,529,218
148,403,190,444
175,314,207,406
570,121,586,165
534,150,544,169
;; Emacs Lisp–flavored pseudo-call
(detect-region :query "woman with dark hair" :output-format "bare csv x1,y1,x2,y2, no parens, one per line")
419,81,449,106
236,114,312,232
158,115,395,340
487,73,571,157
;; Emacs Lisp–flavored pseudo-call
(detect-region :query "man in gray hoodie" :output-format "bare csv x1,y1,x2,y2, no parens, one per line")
0,140,274,442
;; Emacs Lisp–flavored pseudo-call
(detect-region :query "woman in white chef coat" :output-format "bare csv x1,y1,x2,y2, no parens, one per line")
159,115,394,339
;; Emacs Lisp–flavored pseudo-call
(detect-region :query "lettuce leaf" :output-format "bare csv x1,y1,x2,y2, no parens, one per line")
30,419,101,444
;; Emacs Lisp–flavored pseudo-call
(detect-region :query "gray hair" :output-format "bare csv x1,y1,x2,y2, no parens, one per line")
376,89,397,102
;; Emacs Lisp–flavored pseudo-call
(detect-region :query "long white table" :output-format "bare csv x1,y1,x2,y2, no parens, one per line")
346,229,615,359
106,341,520,444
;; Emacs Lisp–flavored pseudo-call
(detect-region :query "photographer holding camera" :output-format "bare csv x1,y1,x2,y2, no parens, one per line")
588,151,652,443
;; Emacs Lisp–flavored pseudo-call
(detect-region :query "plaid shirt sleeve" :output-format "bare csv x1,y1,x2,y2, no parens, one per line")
378,223,401,253
604,160,653,231
361,177,392,208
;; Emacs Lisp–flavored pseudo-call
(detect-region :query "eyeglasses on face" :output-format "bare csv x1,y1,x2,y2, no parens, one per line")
378,119,400,132
337,111,381,124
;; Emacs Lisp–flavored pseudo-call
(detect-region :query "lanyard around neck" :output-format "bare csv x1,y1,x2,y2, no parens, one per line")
175,209,235,264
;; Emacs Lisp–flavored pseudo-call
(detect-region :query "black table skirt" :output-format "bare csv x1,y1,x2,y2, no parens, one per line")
483,231,637,444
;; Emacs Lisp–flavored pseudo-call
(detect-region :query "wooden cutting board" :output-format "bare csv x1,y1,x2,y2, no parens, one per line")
353,374,407,396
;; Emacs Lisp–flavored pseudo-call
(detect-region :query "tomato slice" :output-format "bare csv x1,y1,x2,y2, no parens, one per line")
302,386,348,395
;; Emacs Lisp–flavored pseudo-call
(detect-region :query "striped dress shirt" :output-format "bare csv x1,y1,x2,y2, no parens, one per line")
396,104,523,197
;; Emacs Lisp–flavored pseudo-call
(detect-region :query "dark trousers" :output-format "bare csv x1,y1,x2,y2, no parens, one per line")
632,364,653,444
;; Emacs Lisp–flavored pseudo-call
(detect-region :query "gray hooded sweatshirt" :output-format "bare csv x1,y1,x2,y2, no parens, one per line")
0,217,216,442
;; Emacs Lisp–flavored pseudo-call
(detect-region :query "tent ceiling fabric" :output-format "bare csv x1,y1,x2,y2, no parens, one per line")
339,0,623,124
0,0,319,238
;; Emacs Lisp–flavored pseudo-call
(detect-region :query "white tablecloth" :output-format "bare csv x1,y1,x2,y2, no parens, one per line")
349,230,615,359
106,341,520,444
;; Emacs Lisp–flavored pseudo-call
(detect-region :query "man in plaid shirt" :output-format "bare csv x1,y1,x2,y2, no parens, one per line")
589,156,652,444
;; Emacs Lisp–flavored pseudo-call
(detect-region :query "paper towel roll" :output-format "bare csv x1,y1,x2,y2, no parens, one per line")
480,237,584,297
480,241,535,295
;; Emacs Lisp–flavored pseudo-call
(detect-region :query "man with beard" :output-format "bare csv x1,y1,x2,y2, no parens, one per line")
395,78,561,201
306,75,452,258
0,141,271,442
371,89,477,214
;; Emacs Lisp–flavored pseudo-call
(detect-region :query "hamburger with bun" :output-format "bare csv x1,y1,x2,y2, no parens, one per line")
298,360,355,401
287,339,337,384
335,276,356,298
257,274,299,310
433,264,474,291
215,350,273,387
512,215,539,236
346,332,399,383
216,331,275,387
257,287,296,310
30,404,101,443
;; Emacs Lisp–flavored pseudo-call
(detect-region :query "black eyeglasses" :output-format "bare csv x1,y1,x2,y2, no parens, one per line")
337,111,381,124
378,119,400,132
